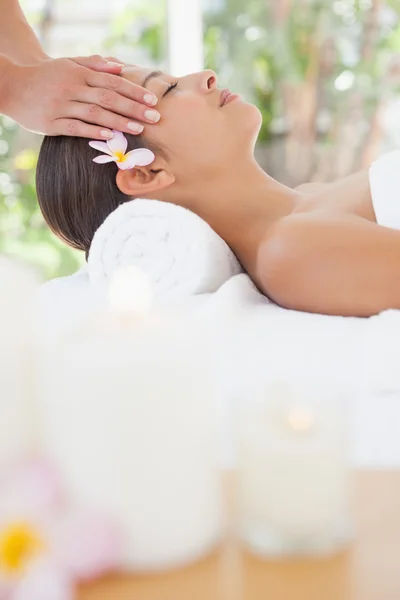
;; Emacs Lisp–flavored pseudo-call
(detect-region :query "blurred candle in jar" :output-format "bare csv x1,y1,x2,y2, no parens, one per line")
108,265,152,319
235,378,353,557
0,258,38,467
38,266,223,571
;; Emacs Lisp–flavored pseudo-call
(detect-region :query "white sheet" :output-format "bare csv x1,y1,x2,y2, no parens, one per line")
35,271,400,468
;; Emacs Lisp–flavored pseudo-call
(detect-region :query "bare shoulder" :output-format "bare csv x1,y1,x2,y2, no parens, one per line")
257,211,381,279
256,213,318,277
294,182,331,193
256,212,400,315
255,213,319,297
294,169,370,198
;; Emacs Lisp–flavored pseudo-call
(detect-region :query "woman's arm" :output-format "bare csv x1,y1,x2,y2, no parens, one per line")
0,0,47,64
257,212,400,317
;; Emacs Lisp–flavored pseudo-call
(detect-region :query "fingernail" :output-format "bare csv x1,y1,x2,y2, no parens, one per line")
100,130,114,139
144,93,158,106
145,109,161,123
107,61,123,67
128,122,144,133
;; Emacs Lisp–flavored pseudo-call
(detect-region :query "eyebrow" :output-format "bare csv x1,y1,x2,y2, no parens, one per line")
141,70,164,89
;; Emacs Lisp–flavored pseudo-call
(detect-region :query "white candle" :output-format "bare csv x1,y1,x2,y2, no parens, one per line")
0,258,38,468
235,379,353,557
37,267,223,571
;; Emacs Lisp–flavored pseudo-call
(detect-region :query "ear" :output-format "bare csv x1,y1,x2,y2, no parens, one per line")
116,158,175,198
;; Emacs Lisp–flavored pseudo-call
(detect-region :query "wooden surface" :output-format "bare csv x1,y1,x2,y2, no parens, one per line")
78,471,400,600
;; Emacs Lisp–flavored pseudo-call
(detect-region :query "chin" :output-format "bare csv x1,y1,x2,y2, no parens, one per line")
234,101,263,141
248,102,263,127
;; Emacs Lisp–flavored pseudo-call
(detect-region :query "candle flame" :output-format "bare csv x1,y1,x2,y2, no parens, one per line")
287,408,315,432
109,266,153,314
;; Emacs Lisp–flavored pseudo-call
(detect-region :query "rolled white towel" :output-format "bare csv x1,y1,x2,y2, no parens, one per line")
87,199,243,303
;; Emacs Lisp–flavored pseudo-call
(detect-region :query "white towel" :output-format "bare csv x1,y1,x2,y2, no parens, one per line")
369,149,400,229
87,199,243,304
34,264,400,467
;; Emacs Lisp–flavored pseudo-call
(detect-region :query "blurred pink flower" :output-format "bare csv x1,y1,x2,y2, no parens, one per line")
11,559,73,600
0,458,122,600
53,510,122,582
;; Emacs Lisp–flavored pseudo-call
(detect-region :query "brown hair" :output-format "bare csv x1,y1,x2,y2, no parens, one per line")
36,133,165,258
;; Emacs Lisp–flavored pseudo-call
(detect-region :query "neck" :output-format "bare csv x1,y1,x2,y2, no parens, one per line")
175,157,300,271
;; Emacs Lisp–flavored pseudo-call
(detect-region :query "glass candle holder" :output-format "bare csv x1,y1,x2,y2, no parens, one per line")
234,378,354,558
37,304,223,572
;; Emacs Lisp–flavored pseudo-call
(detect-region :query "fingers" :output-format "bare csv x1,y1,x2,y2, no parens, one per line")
71,54,124,75
50,119,118,140
85,70,159,109
62,101,150,136
103,56,125,65
71,86,161,131
104,57,138,69
53,55,160,138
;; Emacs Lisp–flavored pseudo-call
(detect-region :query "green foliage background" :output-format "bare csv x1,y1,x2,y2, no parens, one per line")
1,0,400,280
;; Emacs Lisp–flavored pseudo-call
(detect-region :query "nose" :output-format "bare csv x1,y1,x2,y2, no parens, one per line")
200,69,217,92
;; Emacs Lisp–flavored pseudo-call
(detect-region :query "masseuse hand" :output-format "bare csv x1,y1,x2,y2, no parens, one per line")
5,54,160,139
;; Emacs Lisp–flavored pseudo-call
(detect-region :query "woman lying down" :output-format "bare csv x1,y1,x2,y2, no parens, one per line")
36,65,400,318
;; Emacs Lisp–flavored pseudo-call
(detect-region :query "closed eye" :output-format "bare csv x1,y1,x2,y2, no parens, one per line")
163,80,179,97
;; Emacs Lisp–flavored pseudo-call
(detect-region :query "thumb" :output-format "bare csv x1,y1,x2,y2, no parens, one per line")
70,54,124,74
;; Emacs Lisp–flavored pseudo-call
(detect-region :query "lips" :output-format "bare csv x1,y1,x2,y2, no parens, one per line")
220,89,232,107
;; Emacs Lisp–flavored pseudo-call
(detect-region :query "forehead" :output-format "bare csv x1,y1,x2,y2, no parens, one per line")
121,66,166,87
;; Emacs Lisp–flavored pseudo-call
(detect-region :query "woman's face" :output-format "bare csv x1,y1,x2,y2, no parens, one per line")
121,66,262,185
